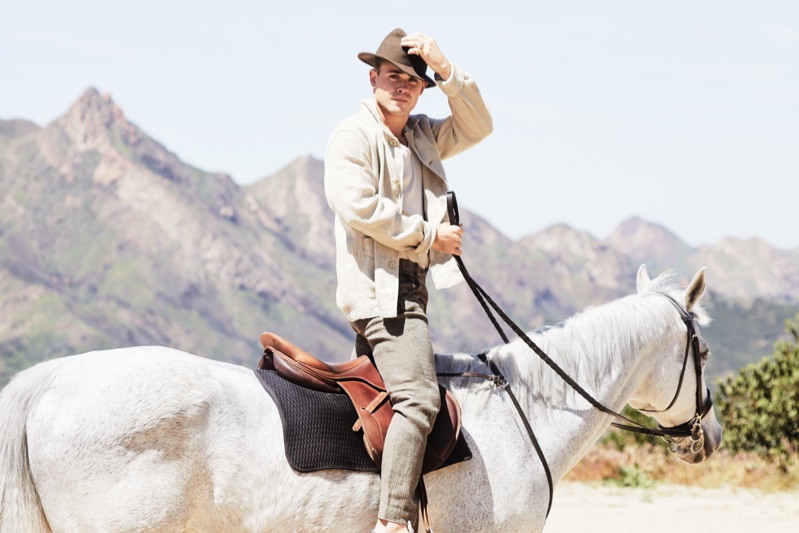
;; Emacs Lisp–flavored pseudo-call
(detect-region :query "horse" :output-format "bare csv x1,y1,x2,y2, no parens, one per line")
0,265,723,533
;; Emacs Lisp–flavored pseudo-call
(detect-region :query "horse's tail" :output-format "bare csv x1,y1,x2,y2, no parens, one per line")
0,360,61,533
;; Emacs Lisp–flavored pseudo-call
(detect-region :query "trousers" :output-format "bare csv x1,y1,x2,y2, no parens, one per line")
351,260,442,523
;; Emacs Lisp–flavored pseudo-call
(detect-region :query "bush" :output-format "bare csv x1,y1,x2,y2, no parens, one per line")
608,464,656,488
716,314,799,465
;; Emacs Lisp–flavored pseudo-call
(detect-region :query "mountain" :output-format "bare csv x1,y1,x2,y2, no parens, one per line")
0,88,352,382
2,88,797,390
245,155,335,268
607,217,694,274
692,238,799,304
519,223,634,304
605,219,799,305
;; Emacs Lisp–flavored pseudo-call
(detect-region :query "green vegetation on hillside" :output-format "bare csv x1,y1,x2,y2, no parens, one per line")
704,295,799,382
716,314,799,466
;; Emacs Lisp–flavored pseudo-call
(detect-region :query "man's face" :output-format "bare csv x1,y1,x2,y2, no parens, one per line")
370,62,425,119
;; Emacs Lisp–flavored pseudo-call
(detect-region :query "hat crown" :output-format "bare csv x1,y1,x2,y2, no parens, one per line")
358,28,436,88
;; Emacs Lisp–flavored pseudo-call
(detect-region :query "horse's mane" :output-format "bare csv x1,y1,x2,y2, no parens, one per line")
436,270,709,415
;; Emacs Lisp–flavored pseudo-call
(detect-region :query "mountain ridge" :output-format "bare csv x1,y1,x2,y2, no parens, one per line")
1,88,797,389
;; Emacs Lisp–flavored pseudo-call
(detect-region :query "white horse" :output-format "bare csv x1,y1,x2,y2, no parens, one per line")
0,265,723,533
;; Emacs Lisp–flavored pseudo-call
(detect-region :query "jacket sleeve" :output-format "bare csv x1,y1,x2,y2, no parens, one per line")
324,128,436,255
429,63,494,160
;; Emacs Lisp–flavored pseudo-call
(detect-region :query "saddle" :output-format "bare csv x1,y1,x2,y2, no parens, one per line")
258,332,462,474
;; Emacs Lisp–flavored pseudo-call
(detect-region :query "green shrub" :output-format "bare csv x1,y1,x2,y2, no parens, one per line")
608,464,656,488
716,314,799,465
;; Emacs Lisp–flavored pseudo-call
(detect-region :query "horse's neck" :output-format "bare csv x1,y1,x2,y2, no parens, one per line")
459,298,662,481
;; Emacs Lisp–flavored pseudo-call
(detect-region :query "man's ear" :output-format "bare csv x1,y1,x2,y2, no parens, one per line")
369,69,378,89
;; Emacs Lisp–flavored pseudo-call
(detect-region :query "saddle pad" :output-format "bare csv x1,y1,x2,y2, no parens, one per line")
254,369,472,473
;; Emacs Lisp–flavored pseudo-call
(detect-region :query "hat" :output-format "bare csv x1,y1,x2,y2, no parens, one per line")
358,28,436,88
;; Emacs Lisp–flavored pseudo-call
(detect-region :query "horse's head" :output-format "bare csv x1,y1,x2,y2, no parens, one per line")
629,264,723,464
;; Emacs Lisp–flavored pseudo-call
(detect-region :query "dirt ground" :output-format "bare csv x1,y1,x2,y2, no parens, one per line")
545,482,799,533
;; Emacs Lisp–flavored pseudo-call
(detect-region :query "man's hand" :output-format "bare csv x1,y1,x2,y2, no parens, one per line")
401,33,453,81
432,223,463,256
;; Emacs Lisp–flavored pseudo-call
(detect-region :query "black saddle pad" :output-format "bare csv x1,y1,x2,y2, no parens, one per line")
254,369,472,473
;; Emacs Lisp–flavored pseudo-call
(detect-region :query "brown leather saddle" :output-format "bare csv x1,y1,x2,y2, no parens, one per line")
258,332,462,474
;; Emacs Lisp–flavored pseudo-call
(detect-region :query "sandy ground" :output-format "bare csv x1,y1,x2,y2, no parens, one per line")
545,482,799,533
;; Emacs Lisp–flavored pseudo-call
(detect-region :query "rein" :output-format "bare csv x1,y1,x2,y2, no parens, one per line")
438,191,713,517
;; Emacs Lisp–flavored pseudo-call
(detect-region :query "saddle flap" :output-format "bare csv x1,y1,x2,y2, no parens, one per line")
339,380,394,465
340,381,462,475
423,387,462,474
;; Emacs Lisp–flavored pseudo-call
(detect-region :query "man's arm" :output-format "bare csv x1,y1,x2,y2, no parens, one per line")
324,129,436,255
402,33,493,160
432,64,493,160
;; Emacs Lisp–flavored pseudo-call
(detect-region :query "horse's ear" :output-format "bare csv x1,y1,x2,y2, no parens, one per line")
685,267,707,310
636,264,651,293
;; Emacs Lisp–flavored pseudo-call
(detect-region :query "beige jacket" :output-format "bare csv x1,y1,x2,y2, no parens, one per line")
324,63,493,321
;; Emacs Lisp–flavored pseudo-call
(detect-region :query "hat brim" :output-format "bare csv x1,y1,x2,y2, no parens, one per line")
358,52,436,88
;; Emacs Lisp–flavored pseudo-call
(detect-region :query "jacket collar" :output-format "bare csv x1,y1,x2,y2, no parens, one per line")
359,96,444,180
361,96,420,145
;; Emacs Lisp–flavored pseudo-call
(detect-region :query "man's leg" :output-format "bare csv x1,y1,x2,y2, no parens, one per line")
353,264,440,527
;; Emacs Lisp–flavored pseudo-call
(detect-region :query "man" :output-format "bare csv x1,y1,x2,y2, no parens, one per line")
324,28,492,533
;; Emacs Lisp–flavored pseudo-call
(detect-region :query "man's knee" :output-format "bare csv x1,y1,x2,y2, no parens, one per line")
390,376,441,430
417,377,442,415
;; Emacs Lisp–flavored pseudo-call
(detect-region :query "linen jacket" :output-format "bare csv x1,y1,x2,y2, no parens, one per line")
324,63,493,321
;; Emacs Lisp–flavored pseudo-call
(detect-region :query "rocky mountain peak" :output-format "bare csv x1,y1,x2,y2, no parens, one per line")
607,216,694,272
57,87,128,148
293,153,323,178
524,223,598,255
608,217,681,253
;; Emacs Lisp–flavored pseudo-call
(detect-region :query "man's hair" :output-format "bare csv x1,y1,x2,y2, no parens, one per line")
373,57,423,84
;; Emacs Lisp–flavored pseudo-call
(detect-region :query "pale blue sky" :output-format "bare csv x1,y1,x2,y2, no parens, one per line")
2,1,797,249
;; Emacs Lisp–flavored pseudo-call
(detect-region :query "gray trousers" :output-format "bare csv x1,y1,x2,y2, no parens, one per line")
352,260,442,524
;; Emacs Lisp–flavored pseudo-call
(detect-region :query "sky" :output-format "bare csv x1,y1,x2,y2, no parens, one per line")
2,1,798,249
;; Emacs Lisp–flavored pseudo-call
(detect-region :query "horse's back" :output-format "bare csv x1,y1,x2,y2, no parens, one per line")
14,346,287,532
25,347,249,453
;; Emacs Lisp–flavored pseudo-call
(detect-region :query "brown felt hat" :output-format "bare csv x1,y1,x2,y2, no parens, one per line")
358,28,436,88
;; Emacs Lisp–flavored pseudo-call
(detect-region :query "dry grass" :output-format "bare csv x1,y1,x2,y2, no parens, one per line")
566,441,799,492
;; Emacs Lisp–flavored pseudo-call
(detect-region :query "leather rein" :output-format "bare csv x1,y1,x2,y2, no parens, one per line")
438,192,714,517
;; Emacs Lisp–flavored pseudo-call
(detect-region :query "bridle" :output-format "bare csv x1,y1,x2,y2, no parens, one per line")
626,293,714,454
439,192,715,517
